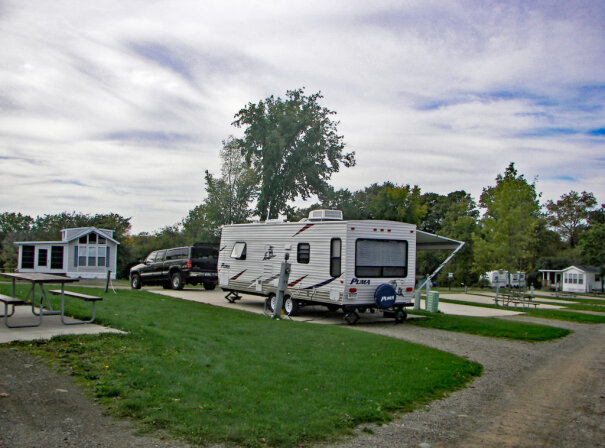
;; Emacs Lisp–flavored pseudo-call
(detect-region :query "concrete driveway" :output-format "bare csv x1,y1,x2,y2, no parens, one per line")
150,287,526,321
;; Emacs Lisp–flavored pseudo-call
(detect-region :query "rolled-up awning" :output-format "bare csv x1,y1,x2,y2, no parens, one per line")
416,230,463,251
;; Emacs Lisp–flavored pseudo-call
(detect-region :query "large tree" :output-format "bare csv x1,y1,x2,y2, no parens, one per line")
473,163,541,275
232,88,355,220
545,190,597,248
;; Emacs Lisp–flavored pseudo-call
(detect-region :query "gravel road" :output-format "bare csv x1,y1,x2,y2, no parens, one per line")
1,316,603,448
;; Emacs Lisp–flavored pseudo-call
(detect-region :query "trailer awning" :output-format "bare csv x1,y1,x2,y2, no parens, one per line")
416,230,463,251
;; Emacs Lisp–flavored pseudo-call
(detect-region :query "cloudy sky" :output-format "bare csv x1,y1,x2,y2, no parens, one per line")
1,1,603,233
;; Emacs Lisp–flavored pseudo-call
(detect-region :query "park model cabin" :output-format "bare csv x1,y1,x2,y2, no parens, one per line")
14,227,119,279
218,210,462,318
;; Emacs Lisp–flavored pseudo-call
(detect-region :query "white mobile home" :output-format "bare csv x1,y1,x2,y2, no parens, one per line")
14,227,119,279
218,210,462,322
561,266,602,293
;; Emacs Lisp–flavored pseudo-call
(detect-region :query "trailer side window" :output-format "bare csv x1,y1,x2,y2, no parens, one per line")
231,242,247,260
297,243,310,264
355,239,407,278
330,238,341,277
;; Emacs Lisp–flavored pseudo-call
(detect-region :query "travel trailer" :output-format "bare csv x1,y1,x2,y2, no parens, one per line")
483,270,526,288
218,210,463,323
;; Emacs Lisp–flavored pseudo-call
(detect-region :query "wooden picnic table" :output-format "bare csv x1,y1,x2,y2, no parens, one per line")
0,272,79,328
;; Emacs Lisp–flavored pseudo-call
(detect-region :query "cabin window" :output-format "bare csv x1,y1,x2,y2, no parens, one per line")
97,248,106,267
98,236,106,244
88,247,97,267
231,242,247,260
50,246,63,269
21,245,35,269
37,248,48,267
79,236,87,244
88,233,97,244
355,239,407,278
297,243,310,264
330,238,341,277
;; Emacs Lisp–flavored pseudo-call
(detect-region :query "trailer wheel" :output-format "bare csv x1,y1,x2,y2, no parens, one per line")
266,294,276,313
284,296,299,316
395,310,407,323
326,304,340,312
344,311,359,325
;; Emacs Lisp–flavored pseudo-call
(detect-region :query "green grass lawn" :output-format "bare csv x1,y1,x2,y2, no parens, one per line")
407,311,570,341
0,285,481,447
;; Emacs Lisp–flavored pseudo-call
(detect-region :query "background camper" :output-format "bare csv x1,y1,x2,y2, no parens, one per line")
218,210,463,324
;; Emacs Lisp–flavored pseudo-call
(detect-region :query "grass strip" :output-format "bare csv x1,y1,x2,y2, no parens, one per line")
407,311,570,341
1,285,481,448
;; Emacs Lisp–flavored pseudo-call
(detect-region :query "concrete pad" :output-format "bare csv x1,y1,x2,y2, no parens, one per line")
0,307,125,344
151,287,528,321
436,302,523,317
151,287,405,325
438,293,566,310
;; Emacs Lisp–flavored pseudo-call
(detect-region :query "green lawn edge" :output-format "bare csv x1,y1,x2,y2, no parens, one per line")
1,285,482,448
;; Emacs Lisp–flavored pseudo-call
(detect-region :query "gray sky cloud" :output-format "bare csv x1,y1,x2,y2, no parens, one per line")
0,0,603,233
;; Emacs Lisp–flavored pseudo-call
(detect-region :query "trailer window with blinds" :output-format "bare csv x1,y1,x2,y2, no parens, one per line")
355,239,407,278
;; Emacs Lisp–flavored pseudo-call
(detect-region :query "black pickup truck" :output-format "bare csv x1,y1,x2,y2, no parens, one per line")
130,244,218,290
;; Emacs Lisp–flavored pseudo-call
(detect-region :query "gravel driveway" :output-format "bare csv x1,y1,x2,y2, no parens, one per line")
1,311,603,447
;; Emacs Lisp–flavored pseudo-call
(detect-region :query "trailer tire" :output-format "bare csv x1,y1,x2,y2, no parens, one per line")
266,294,277,313
284,296,299,316
326,304,340,312
395,310,407,323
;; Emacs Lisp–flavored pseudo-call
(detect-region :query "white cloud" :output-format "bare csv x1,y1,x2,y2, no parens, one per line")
0,0,603,232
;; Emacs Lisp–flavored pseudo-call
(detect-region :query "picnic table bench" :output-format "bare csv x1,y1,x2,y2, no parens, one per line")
48,290,103,325
0,293,42,328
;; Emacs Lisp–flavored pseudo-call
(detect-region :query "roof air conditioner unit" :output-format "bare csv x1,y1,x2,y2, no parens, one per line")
308,210,343,221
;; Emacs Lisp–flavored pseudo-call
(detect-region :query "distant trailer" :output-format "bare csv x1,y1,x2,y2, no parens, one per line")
218,210,463,323
483,270,526,288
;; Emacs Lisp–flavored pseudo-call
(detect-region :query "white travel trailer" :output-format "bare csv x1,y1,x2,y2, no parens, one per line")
509,272,526,288
218,210,463,323
483,270,526,288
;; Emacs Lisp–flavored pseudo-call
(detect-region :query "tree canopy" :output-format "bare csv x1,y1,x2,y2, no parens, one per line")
232,88,355,220
473,163,541,274
546,190,597,248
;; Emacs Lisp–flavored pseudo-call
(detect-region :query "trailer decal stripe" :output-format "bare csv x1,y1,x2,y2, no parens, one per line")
230,270,247,280
288,275,308,287
292,223,314,237
302,276,339,289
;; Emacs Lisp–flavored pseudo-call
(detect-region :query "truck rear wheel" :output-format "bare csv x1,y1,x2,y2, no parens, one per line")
130,274,142,290
203,282,216,291
171,272,184,290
